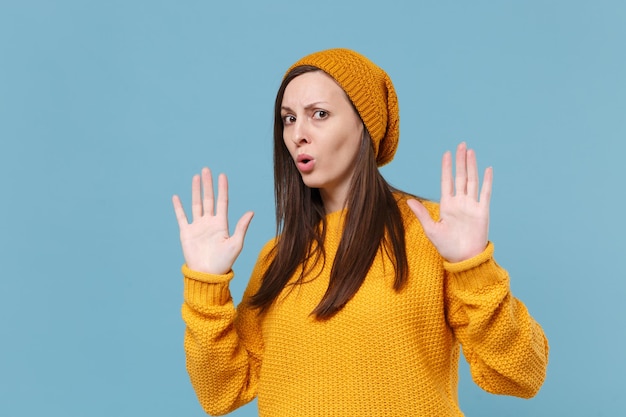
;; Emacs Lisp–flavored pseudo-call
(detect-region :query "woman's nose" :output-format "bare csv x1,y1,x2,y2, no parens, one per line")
291,119,310,145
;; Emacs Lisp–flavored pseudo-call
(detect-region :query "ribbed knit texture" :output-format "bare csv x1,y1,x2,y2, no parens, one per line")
287,48,400,167
181,198,549,416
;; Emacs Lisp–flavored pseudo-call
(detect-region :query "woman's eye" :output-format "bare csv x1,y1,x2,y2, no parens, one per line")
314,110,328,119
283,115,296,124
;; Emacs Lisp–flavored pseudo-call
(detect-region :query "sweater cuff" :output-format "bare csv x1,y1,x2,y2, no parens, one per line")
182,264,233,306
443,242,507,291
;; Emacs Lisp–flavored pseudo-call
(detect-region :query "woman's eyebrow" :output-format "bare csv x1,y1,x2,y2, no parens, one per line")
281,102,330,112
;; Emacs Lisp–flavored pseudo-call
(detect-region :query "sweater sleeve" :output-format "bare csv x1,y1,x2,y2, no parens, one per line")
444,242,549,398
181,244,271,416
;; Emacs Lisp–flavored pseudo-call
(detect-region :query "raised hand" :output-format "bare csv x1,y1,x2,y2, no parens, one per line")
172,167,254,275
407,142,492,263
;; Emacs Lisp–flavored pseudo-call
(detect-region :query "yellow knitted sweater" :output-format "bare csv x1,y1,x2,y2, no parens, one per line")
181,200,549,416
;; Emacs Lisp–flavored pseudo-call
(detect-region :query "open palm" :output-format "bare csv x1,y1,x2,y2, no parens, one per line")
408,142,492,263
172,168,254,275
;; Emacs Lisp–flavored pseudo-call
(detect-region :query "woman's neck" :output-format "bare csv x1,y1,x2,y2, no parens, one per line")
320,190,347,214
319,179,353,214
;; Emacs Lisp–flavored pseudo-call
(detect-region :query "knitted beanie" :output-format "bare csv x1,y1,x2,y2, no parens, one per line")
286,48,399,167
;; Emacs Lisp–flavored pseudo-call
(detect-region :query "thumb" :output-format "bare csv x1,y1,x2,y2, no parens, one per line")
406,199,435,233
232,211,254,243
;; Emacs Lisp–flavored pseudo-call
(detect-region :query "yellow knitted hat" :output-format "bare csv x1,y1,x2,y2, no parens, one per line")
286,48,399,166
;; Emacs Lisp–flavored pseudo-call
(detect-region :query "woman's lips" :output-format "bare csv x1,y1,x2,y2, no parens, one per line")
296,154,315,173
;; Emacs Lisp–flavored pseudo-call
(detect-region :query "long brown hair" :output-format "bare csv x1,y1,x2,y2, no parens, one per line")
249,65,411,320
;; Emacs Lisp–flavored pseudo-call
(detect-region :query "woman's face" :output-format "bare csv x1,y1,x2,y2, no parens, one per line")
281,70,364,212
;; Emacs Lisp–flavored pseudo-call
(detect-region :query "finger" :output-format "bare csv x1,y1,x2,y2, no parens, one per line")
202,167,215,216
441,151,453,198
455,142,468,195
216,173,229,222
407,199,436,235
466,148,479,200
191,174,202,221
479,166,493,206
172,195,190,227
232,211,254,245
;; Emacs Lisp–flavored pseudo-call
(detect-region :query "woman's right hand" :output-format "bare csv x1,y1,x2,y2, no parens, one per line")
172,167,254,275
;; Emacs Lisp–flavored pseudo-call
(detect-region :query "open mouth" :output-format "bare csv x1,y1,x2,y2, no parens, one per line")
296,154,315,172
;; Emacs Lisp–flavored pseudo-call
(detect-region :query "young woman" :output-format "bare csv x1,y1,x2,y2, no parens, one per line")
172,48,549,416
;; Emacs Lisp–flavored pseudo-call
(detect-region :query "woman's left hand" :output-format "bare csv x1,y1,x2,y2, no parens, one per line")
407,142,492,263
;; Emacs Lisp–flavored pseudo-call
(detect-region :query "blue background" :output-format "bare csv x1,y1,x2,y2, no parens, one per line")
1,1,624,416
